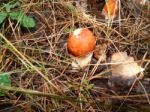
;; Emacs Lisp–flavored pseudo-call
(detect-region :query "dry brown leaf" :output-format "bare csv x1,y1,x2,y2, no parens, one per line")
93,42,110,62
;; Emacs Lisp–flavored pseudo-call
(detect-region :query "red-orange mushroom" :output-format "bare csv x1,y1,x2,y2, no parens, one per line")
103,0,118,20
67,28,96,68
67,28,96,57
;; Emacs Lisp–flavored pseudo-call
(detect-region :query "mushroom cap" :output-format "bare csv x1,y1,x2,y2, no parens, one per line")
67,28,96,57
103,0,118,19
110,52,144,86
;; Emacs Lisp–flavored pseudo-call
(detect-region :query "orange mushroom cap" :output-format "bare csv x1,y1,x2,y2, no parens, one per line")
67,28,96,57
103,0,118,19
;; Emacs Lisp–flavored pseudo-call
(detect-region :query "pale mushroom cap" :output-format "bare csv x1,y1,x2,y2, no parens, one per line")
110,52,144,86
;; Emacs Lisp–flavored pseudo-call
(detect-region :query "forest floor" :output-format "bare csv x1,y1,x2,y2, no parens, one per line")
0,0,150,112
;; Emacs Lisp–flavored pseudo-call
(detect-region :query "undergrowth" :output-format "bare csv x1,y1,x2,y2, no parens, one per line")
0,0,150,111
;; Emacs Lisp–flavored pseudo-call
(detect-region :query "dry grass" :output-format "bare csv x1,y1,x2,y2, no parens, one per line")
0,0,150,111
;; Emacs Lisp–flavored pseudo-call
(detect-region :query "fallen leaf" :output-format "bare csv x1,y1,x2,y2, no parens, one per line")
93,42,109,61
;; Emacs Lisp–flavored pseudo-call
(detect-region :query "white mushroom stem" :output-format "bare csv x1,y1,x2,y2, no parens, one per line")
71,53,93,69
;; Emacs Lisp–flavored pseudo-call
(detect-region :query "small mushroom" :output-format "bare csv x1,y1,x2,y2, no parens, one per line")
109,52,144,87
102,0,118,20
67,28,96,69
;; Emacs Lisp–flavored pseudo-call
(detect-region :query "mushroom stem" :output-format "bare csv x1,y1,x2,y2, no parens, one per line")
71,53,93,69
